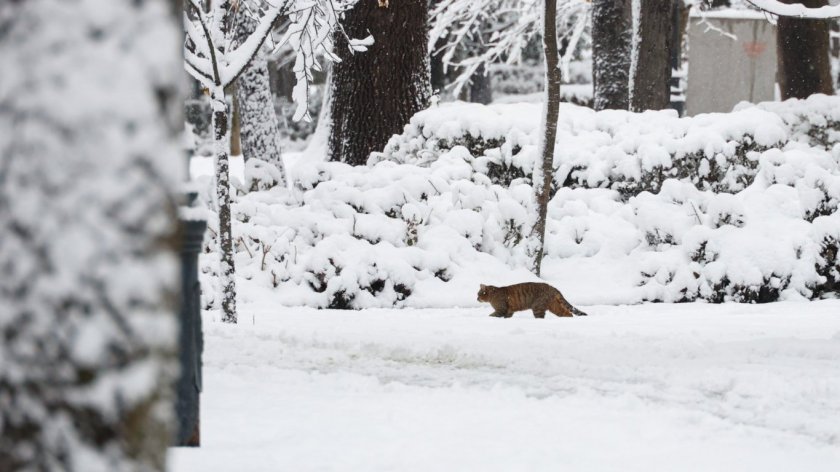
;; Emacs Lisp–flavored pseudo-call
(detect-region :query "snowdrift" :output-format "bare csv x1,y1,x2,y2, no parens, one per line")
196,96,840,309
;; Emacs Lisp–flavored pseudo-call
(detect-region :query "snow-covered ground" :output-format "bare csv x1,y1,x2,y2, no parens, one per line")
170,301,840,471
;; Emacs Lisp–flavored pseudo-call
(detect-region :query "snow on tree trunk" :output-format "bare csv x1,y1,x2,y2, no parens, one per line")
305,66,334,161
629,0,673,111
328,0,431,166
0,0,182,470
530,0,562,277
211,90,238,323
777,0,835,99
592,0,632,110
234,14,287,183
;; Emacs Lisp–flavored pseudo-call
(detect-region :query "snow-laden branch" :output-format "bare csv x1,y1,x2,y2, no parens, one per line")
184,0,363,120
429,0,590,96
744,0,840,19
271,0,370,121
220,4,287,86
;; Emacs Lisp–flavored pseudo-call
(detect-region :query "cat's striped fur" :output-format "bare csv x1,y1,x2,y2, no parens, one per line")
477,282,587,318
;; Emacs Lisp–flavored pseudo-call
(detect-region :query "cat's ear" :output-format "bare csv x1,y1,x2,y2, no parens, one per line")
479,284,486,289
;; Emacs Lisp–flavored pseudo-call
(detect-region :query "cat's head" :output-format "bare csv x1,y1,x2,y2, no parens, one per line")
477,284,494,302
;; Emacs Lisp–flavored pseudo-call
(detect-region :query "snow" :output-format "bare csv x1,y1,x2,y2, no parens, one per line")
629,0,641,105
745,0,840,19
170,301,840,471
688,7,771,20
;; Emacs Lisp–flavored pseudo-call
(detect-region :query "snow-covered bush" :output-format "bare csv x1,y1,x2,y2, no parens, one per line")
370,100,840,200
197,97,840,309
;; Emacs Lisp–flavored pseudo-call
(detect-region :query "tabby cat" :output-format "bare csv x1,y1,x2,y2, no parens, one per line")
477,282,588,318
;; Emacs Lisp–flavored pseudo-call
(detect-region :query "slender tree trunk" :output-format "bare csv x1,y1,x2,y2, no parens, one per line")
430,0,448,95
531,0,562,277
211,89,237,323
629,0,673,111
328,0,431,166
231,90,242,155
777,0,834,99
592,0,632,110
234,14,286,180
430,45,447,95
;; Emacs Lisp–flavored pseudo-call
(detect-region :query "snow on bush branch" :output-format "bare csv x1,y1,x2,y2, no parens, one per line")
184,0,370,121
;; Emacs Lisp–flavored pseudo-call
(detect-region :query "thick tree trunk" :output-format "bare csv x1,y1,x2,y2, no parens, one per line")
234,15,286,180
211,90,238,323
592,0,632,110
531,0,562,277
469,64,493,104
0,0,181,469
776,0,834,100
328,0,431,166
629,0,674,111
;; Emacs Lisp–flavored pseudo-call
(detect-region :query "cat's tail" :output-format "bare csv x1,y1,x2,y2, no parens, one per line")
549,294,588,317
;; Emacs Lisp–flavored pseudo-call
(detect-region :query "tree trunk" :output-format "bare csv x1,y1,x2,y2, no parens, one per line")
430,0,448,97
234,15,286,180
212,90,238,323
328,0,431,166
592,0,632,110
776,0,834,100
270,58,296,100
629,0,674,111
469,64,493,104
531,0,562,277
0,0,181,469
430,46,447,95
231,89,242,155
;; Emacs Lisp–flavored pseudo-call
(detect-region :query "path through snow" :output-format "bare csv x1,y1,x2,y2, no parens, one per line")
170,301,840,471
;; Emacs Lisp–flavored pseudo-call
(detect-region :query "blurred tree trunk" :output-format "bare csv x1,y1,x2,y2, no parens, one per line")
531,0,562,276
0,0,181,469
777,0,834,99
629,0,674,111
592,0,632,110
469,64,493,104
328,0,430,166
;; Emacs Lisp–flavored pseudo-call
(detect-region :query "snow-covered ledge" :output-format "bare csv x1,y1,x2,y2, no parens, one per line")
745,0,840,19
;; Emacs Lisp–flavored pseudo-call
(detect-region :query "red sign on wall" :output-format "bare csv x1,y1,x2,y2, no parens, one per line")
743,41,767,58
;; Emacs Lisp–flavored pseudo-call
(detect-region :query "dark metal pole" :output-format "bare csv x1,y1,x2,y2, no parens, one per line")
175,192,206,447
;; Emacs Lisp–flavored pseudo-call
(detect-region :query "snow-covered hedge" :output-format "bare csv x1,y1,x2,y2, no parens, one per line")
372,96,840,199
197,97,840,309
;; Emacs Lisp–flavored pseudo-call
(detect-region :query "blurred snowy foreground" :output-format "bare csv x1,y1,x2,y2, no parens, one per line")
170,300,840,471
